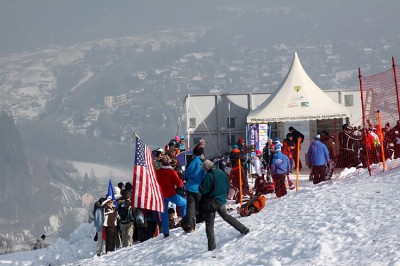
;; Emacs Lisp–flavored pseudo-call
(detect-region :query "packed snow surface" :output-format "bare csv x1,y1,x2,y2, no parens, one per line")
1,163,400,266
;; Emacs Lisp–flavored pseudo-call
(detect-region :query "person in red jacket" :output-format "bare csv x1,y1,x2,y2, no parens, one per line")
156,155,187,238
282,133,295,173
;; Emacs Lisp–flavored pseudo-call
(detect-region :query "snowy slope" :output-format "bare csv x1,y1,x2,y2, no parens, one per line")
1,163,400,266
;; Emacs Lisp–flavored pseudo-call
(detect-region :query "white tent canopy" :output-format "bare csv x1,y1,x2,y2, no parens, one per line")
247,52,351,123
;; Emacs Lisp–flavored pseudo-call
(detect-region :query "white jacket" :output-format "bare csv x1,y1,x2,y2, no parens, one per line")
251,156,263,176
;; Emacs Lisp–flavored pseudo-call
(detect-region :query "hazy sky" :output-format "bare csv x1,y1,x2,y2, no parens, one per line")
1,0,399,55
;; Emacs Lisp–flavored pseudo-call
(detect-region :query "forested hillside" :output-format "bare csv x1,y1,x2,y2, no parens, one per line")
0,111,33,217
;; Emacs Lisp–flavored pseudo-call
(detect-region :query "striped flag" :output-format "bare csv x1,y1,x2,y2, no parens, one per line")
132,135,164,212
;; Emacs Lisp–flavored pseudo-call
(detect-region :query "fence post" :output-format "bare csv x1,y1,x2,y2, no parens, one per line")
359,68,372,176
392,57,400,120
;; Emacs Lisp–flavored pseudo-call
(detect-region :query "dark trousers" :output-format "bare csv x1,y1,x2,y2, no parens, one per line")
272,174,287,198
312,165,326,184
105,227,115,253
144,221,158,241
186,191,202,230
293,150,302,170
203,204,247,251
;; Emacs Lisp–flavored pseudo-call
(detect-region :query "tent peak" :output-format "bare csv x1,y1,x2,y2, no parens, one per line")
246,52,351,123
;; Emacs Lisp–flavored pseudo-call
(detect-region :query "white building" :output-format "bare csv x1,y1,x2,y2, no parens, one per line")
104,94,127,108
183,53,363,158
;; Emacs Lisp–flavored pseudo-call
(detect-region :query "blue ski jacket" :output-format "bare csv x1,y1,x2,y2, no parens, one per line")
271,151,291,175
307,140,330,166
185,155,206,193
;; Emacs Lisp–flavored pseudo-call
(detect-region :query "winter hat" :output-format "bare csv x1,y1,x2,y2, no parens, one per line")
114,187,121,200
274,143,282,151
238,137,245,143
255,150,262,156
179,135,185,140
232,144,239,149
274,137,280,143
175,135,181,142
315,134,321,139
168,140,176,147
41,234,46,240
102,196,113,206
288,126,294,131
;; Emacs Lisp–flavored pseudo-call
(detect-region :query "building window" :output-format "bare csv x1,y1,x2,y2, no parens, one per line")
189,118,196,128
227,117,235,128
344,94,354,107
227,135,236,146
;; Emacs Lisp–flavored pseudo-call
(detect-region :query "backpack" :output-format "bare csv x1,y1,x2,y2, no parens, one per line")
118,201,132,223
256,179,275,194
135,209,147,228
238,195,266,217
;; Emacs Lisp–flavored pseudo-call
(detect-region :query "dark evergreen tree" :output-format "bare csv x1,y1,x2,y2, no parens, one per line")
0,111,32,217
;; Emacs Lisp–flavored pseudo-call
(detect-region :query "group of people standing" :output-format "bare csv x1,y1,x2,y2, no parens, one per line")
240,126,331,200
92,124,367,255
229,127,304,200
93,181,161,256
337,120,400,169
93,135,250,255
90,127,335,256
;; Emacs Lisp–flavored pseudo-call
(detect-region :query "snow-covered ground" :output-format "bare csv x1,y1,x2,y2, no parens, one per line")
1,162,400,266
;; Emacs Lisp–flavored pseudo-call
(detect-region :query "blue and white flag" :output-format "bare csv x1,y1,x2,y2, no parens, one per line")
106,179,118,208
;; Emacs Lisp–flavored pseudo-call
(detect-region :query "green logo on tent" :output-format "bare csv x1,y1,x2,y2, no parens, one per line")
301,102,309,107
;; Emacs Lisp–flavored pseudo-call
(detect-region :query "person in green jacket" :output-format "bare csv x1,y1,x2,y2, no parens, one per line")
199,160,250,251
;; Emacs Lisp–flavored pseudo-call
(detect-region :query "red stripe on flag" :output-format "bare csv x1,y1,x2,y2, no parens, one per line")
132,136,164,212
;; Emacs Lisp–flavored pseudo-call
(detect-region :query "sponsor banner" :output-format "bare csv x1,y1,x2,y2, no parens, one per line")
258,124,269,149
249,124,259,154
247,113,349,123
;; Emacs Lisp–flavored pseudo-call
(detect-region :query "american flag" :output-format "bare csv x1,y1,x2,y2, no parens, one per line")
132,135,164,212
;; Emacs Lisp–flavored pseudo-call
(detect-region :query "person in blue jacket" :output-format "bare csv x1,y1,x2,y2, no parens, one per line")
93,198,106,256
270,143,291,198
307,134,330,184
182,146,206,232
